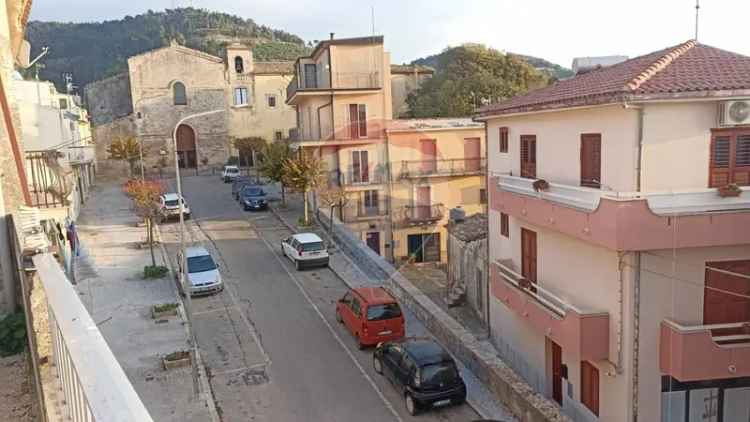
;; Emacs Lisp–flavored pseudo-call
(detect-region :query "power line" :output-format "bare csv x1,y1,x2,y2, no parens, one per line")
621,262,750,301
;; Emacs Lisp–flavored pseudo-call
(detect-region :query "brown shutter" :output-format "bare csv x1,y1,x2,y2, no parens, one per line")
349,104,359,138
500,213,509,238
520,135,536,178
580,134,602,188
499,127,509,153
710,129,750,187
358,104,368,138
581,361,600,416
521,228,537,291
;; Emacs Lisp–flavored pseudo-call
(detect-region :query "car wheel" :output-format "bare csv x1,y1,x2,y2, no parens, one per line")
373,356,383,374
335,309,343,324
405,393,418,416
295,259,301,271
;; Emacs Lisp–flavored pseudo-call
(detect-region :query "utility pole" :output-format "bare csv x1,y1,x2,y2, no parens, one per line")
694,0,700,41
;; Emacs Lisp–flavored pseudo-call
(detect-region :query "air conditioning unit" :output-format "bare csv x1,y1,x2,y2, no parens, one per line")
719,100,750,126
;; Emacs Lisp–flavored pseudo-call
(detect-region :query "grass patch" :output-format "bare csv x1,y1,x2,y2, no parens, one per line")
0,312,26,357
143,265,168,279
153,303,179,313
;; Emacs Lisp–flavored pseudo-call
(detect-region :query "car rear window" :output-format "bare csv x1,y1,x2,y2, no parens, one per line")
165,199,179,206
187,255,217,273
366,303,402,321
419,362,460,387
243,188,265,196
300,241,324,252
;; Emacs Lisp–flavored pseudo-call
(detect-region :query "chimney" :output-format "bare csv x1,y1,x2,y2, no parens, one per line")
330,32,335,40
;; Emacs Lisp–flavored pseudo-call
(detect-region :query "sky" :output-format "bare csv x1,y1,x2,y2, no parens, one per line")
29,0,750,67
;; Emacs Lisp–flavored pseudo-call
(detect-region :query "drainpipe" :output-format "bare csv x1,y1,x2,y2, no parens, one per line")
631,251,641,422
483,121,491,334
384,130,395,263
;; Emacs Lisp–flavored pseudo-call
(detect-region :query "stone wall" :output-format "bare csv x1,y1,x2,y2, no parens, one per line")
91,115,136,180
447,233,488,319
83,73,133,127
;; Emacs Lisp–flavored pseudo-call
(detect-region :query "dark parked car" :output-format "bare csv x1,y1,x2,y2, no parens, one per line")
231,177,252,200
373,338,466,415
240,186,268,210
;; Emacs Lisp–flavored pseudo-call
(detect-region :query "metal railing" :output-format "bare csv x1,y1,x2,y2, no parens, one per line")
339,171,387,186
287,72,381,100
33,253,154,422
401,204,444,224
67,145,95,164
400,158,486,178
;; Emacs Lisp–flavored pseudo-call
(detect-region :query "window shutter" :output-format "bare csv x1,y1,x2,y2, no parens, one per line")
499,127,509,153
358,104,368,137
361,150,369,182
520,135,536,178
581,361,600,416
500,213,509,238
352,151,361,183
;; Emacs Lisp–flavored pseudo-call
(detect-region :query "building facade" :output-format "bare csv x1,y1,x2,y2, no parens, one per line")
477,40,750,422
390,64,434,118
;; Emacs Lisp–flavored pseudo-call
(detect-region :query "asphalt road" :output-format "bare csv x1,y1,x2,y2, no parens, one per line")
160,175,480,422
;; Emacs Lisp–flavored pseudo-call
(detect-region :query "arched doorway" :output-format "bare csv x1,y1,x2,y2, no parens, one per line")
176,124,196,169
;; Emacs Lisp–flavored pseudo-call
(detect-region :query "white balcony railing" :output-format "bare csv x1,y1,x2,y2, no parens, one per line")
497,174,750,216
34,253,154,422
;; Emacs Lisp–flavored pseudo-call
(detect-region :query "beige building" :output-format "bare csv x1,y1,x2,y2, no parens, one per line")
287,35,484,263
86,41,297,175
477,40,750,422
390,64,434,118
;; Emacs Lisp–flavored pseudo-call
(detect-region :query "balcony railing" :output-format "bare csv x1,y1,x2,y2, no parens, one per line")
34,253,154,422
660,319,750,382
67,145,95,164
339,172,387,186
491,259,610,361
400,158,486,179
492,174,750,250
401,204,444,225
286,72,381,102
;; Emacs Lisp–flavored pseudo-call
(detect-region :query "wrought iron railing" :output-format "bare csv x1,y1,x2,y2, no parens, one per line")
400,158,485,178
401,204,444,224
287,72,381,101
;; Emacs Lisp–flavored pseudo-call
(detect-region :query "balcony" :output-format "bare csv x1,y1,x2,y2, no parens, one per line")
286,72,381,103
399,158,486,179
33,253,154,421
490,260,610,361
491,174,750,250
343,205,388,223
660,319,750,382
400,204,444,225
339,171,387,187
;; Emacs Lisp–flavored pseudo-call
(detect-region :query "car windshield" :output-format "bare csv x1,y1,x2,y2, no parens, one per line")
367,303,402,321
419,362,460,387
243,188,265,197
165,199,179,206
226,168,239,174
187,255,217,273
300,241,324,252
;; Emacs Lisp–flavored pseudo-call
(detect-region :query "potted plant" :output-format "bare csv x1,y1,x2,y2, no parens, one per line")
162,350,191,370
532,179,550,192
717,183,742,198
151,302,179,319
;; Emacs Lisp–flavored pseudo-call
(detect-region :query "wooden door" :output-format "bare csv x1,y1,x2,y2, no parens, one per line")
416,186,431,219
548,338,563,405
581,361,600,416
580,134,601,188
420,139,437,174
366,232,380,255
407,234,423,263
521,228,537,290
464,137,481,172
520,135,537,179
703,260,750,325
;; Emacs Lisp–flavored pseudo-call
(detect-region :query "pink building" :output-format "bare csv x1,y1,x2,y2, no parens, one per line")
477,40,750,422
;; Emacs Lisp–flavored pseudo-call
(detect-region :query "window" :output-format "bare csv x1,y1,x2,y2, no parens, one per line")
267,95,277,108
580,134,602,188
520,135,537,179
234,87,249,106
274,131,283,141
581,361,600,416
234,56,244,74
500,213,509,237
173,82,187,105
349,104,367,138
499,127,509,153
351,150,369,183
363,190,378,209
59,98,69,109
351,297,362,317
710,129,750,187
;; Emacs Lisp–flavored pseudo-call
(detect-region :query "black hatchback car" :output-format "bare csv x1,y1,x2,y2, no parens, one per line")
373,338,466,415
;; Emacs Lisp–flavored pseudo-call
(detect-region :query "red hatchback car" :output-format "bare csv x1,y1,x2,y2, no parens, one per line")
336,287,405,349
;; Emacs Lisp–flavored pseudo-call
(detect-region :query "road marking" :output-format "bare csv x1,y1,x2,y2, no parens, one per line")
211,362,267,377
191,306,239,317
254,224,404,422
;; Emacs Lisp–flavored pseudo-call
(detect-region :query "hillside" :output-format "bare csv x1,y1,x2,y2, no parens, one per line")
411,45,573,80
26,8,311,91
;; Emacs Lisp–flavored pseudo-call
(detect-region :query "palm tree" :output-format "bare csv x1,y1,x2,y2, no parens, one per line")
282,153,324,225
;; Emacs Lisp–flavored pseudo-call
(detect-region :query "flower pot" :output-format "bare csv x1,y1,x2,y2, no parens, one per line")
717,184,742,198
162,350,191,370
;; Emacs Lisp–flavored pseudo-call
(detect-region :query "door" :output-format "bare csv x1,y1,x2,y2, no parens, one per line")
303,64,317,88
351,151,369,183
548,338,563,405
420,139,437,174
176,124,197,169
580,134,601,188
464,137,481,172
407,234,424,263
348,104,367,139
416,186,431,220
521,228,537,291
520,135,537,179
338,292,357,332
422,233,441,263
703,260,750,325
366,232,381,255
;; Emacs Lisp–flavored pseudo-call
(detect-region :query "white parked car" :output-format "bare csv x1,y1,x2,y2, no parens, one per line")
160,193,190,220
222,165,240,183
280,233,329,270
177,246,223,296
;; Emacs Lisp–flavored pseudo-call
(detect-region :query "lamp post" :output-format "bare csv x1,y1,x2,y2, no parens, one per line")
172,109,224,398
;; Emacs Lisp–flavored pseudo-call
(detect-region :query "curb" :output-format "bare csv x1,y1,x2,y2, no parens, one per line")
154,223,222,422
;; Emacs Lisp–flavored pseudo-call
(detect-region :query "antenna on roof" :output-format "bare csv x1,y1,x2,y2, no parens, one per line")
694,0,700,41
371,5,376,36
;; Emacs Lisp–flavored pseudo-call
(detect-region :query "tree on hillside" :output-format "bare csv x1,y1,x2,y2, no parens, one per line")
107,136,141,176
258,141,292,206
406,44,551,118
282,154,324,226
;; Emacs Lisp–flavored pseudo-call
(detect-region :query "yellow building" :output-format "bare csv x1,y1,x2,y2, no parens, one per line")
287,35,485,262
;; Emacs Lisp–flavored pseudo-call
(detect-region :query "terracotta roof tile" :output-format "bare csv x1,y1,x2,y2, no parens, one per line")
476,40,750,117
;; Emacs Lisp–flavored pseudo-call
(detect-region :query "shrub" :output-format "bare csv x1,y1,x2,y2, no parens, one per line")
0,312,27,357
153,303,179,313
144,265,168,279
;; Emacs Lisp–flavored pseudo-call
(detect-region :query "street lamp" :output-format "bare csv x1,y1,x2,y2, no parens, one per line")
172,108,224,398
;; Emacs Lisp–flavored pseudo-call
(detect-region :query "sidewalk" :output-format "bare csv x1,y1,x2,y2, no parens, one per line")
73,183,214,422
270,193,516,421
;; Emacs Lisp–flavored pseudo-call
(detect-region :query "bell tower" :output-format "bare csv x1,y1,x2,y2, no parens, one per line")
226,43,253,81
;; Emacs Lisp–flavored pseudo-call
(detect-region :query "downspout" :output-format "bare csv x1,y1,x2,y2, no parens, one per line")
632,104,645,422
385,129,395,263
483,121,491,334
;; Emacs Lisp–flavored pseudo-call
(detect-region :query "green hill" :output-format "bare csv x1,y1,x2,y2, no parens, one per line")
26,8,310,91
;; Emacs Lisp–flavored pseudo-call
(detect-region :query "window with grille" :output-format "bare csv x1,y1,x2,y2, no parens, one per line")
710,129,750,187
499,127,509,153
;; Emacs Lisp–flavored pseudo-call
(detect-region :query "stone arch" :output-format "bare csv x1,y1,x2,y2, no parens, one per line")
173,81,187,105
176,124,197,168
